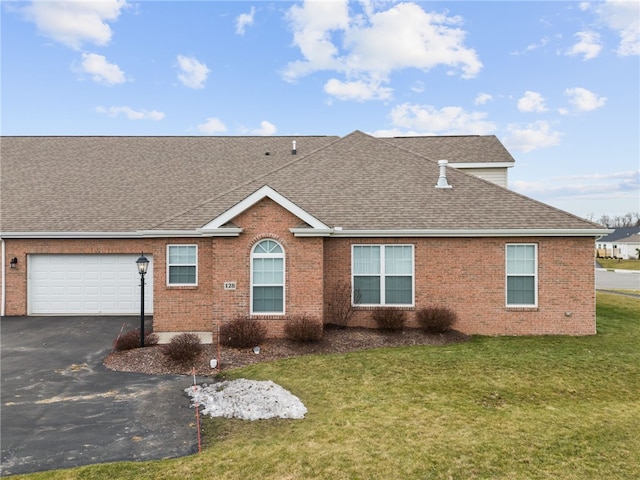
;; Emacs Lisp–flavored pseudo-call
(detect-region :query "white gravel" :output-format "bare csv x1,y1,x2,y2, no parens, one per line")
186,379,307,421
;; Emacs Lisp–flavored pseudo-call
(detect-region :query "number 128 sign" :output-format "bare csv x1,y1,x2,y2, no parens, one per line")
223,282,236,290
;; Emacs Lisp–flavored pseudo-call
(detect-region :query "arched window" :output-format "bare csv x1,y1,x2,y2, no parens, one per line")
251,239,284,314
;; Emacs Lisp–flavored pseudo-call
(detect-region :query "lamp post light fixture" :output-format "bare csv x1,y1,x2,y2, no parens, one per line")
136,253,149,347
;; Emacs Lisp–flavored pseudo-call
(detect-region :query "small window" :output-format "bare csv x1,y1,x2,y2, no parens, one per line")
506,244,537,306
352,245,414,306
251,239,284,314
167,245,197,285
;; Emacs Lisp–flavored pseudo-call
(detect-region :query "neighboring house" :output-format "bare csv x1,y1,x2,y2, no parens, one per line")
616,233,640,260
596,227,640,259
0,131,609,337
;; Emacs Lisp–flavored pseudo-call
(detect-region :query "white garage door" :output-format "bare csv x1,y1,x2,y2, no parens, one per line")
28,254,154,315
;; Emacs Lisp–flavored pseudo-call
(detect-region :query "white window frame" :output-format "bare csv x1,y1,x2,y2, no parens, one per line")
505,243,538,307
251,239,285,315
166,244,198,286
351,244,415,307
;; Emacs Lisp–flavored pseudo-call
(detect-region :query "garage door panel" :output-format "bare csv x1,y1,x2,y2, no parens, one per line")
28,254,154,315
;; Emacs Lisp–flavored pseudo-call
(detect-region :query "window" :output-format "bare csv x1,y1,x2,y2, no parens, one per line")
251,239,284,314
167,245,197,285
352,245,414,306
506,244,537,306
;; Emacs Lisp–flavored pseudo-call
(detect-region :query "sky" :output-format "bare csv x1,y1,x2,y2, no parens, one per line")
2,0,639,220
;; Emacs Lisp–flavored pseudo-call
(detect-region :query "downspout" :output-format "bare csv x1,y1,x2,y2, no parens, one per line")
1,238,5,317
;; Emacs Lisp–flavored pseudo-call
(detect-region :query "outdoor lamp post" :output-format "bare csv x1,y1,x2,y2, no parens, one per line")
136,253,149,347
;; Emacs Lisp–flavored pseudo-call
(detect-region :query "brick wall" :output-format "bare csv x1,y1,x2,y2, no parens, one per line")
2,228,596,336
323,236,596,335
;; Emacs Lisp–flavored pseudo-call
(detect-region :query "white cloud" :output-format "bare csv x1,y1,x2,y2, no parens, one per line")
566,31,602,60
517,91,548,113
511,170,639,198
503,121,562,153
176,55,210,89
565,87,607,112
251,121,277,136
236,7,255,35
597,0,640,56
197,118,227,134
386,103,497,135
324,78,392,101
78,53,125,85
22,0,128,50
283,1,482,101
475,93,493,105
96,106,164,120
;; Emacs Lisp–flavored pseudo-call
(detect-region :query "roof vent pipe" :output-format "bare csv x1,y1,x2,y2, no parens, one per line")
292,140,297,155
435,160,452,189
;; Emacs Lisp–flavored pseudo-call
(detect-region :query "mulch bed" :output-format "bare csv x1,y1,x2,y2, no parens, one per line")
104,327,469,376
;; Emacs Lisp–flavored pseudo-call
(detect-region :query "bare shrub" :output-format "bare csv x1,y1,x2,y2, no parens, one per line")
161,333,203,366
326,281,360,328
285,315,323,343
220,316,267,348
371,307,406,332
416,306,458,334
114,329,159,351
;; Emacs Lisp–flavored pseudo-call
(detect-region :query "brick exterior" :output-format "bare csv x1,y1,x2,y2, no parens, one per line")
1,205,596,336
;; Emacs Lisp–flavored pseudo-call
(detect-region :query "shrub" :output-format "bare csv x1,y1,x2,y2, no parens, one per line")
220,316,267,348
371,307,406,332
114,329,159,351
285,315,323,343
162,333,203,366
326,281,360,328
416,305,458,334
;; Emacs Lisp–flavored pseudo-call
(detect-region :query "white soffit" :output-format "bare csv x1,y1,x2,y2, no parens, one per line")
201,185,330,231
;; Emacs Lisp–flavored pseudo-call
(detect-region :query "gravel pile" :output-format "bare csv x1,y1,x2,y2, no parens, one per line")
186,379,307,421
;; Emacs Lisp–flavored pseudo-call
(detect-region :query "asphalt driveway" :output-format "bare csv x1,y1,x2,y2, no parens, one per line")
1,316,208,476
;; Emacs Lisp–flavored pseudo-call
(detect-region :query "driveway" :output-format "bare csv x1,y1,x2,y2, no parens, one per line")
596,268,640,291
1,316,208,476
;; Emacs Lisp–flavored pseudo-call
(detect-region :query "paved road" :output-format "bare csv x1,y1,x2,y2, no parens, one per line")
595,269,640,291
1,316,209,476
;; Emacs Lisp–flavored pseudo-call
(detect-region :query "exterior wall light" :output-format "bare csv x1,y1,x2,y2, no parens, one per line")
9,257,18,269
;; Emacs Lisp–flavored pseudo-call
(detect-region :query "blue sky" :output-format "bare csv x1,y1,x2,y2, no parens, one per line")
2,0,639,219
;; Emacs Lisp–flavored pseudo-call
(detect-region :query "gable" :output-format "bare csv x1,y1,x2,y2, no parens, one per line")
200,185,330,236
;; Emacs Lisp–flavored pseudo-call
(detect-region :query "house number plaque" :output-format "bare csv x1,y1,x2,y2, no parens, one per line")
223,282,236,290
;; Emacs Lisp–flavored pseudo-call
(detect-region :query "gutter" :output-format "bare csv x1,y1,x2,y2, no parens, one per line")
0,228,612,240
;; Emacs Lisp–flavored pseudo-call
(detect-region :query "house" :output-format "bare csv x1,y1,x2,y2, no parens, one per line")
596,227,640,259
0,131,609,337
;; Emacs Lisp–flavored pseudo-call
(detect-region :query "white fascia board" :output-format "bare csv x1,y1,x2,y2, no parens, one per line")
290,228,334,237
0,231,145,239
201,185,330,230
450,162,515,169
328,228,611,238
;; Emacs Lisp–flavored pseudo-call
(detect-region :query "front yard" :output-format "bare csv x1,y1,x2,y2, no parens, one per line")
17,292,640,480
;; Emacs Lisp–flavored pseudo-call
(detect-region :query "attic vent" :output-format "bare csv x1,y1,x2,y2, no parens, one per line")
292,140,297,155
435,160,452,189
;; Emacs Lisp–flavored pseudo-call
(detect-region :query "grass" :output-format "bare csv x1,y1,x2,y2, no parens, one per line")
597,257,640,270
15,293,640,480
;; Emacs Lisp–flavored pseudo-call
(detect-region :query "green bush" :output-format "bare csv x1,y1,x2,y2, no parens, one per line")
285,315,323,343
113,329,159,351
161,333,203,366
371,307,406,331
416,305,458,333
220,316,267,348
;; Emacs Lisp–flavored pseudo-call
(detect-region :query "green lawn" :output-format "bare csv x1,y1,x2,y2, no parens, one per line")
597,258,640,270
16,293,640,480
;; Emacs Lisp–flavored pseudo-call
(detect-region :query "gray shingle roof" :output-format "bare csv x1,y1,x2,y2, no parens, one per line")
0,131,603,235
